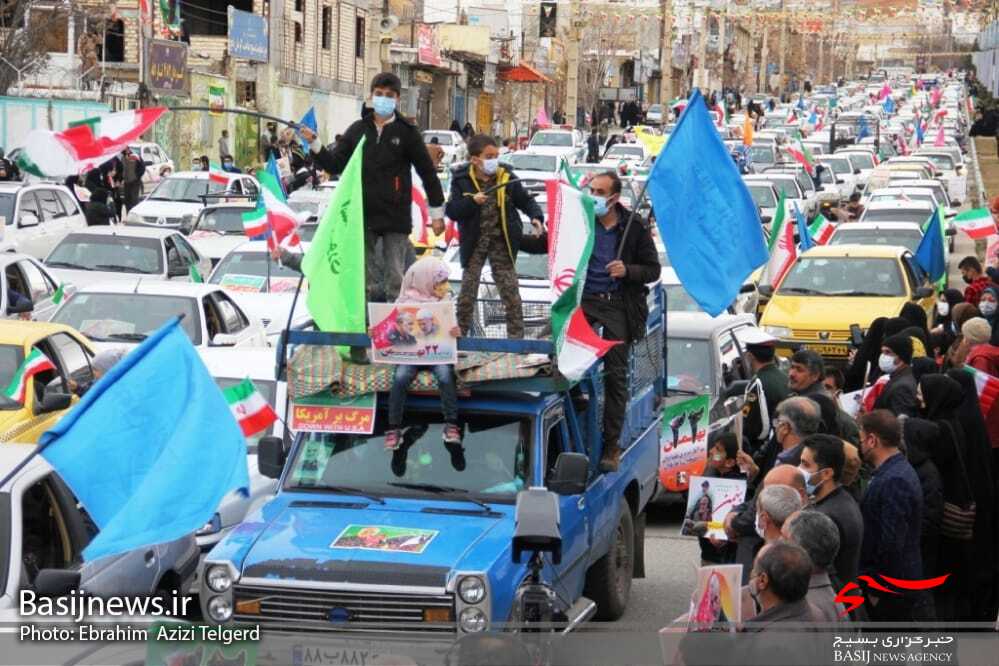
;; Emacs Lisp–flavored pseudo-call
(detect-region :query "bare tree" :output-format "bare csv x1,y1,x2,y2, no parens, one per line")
0,0,85,93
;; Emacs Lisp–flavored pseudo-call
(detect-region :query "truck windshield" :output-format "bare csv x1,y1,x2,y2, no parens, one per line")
286,413,531,499
666,338,713,394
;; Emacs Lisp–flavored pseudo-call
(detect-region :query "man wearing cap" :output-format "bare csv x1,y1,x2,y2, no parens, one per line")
872,334,918,417
741,329,790,448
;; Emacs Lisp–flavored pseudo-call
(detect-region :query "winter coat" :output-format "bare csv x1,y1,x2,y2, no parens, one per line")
901,416,945,577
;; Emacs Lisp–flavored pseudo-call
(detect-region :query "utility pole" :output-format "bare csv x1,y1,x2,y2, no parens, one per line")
659,0,673,104
697,6,708,89
778,11,786,91
817,36,824,84
758,24,768,93
566,0,581,126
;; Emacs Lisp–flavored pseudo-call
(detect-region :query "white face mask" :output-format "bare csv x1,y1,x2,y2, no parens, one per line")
981,301,997,316
878,353,897,374
937,301,950,316
754,513,766,540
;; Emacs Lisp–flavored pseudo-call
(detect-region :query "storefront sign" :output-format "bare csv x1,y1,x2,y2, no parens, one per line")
417,24,441,67
147,40,188,96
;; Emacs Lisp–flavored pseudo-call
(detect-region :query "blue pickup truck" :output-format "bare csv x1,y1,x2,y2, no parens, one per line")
199,289,665,637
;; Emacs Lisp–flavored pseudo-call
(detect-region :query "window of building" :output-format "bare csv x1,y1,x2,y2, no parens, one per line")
355,16,365,58
295,0,304,11
322,6,332,50
295,21,303,43
183,0,254,38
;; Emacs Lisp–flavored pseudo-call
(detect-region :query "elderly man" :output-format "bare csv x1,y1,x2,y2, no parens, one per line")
800,434,864,585
783,510,848,622
788,349,858,441
744,542,824,630
738,396,822,485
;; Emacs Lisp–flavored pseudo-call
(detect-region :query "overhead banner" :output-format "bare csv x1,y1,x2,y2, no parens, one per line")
539,1,557,38
417,24,441,67
147,39,188,96
228,6,269,62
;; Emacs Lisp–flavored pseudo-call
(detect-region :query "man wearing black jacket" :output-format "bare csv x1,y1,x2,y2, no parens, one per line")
300,72,445,303
522,171,660,471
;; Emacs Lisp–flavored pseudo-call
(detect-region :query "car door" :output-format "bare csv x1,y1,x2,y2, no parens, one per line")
33,189,69,257
211,291,261,346
13,191,46,259
54,189,86,233
542,409,590,600
10,259,58,321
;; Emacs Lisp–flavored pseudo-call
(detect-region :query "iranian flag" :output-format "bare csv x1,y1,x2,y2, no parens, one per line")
785,140,815,175
223,378,278,437
808,217,835,244
255,168,305,251
545,178,619,381
241,204,269,239
762,192,796,288
953,208,998,240
3,349,55,404
963,366,999,417
16,108,167,178
208,162,231,185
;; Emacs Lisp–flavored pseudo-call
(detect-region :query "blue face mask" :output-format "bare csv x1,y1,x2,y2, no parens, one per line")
592,195,609,217
372,95,397,117
482,158,499,175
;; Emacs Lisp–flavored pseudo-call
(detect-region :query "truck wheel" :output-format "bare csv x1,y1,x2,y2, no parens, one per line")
583,501,634,621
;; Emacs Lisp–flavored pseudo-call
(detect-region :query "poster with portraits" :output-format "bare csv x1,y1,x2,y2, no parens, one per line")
680,476,747,541
687,564,742,632
368,302,458,365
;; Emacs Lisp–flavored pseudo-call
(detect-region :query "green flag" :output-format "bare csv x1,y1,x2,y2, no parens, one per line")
52,283,65,305
189,264,204,284
302,136,366,340
767,191,787,252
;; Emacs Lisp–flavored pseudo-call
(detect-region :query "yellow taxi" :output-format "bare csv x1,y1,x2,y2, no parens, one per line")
759,244,936,362
0,321,95,443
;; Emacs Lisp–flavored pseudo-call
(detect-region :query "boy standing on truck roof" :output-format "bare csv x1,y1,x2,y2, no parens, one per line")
522,171,660,471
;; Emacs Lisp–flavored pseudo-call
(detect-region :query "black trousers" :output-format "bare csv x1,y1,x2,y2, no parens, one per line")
581,294,630,451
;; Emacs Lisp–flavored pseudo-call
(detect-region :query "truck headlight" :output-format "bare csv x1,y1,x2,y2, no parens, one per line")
458,607,487,633
206,565,232,593
207,596,233,622
458,576,486,604
763,325,792,338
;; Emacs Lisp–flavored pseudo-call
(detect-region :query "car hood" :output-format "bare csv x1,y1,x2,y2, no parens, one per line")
762,294,905,330
188,233,246,260
48,267,162,289
131,200,203,218
237,501,512,584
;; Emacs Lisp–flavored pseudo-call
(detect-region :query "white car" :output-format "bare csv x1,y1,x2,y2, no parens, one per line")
600,144,647,169
208,241,312,343
746,182,781,229
0,253,72,321
828,221,926,254
422,130,468,169
0,182,87,259
184,202,259,266
834,149,877,188
645,104,665,125
286,182,337,225
817,155,859,200
44,227,212,289
527,129,585,164
195,347,283,553
50,280,268,350
743,175,809,221
125,171,260,230
912,149,967,205
859,199,936,226
759,166,820,217
865,186,952,217
128,141,175,187
501,152,563,195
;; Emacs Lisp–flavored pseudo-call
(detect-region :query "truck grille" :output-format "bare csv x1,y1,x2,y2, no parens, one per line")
232,584,456,634
790,328,850,342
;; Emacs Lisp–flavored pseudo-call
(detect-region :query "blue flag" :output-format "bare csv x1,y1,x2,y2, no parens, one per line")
298,106,318,152
916,121,924,145
794,202,814,251
646,89,768,316
914,209,945,282
883,97,895,115
39,319,249,562
857,116,871,140
808,109,818,126
266,154,286,197
797,93,806,110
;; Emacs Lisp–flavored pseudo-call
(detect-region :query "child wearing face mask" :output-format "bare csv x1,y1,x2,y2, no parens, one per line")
446,134,545,339
698,432,746,566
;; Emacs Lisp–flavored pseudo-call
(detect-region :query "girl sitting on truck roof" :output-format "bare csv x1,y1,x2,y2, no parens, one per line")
377,256,462,450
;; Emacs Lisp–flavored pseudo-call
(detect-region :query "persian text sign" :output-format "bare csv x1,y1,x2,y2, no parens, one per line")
147,40,188,95
228,7,269,62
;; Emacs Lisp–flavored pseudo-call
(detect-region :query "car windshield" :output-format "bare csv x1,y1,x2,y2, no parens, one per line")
514,253,548,280
749,185,777,208
424,132,454,146
0,193,14,225
0,344,24,409
46,234,164,275
209,250,304,292
820,158,851,174
508,154,559,172
649,105,662,113
829,229,923,253
749,146,775,163
667,338,713,394
919,154,954,170
288,196,331,221
148,177,224,203
766,179,800,199
778,257,905,297
530,132,573,147
861,209,932,224
606,146,644,160
196,208,253,234
53,293,201,345
845,153,875,170
285,412,530,498
214,377,277,444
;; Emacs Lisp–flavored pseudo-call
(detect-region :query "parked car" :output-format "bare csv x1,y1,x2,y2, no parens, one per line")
45,227,212,289
422,130,468,169
0,182,87,259
128,141,175,187
125,172,259,230
0,252,72,321
526,129,586,164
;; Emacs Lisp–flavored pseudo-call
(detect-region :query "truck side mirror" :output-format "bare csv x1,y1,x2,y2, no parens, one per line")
548,452,589,495
257,436,286,479
34,569,81,597
512,488,562,564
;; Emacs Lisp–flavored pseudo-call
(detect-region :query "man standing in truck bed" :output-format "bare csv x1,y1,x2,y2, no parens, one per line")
523,171,660,471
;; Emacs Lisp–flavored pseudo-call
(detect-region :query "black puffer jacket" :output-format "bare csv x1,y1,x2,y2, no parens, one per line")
901,416,945,577
311,108,444,235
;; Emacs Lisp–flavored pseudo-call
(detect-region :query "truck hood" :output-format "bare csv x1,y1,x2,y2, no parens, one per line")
762,294,905,330
238,501,511,585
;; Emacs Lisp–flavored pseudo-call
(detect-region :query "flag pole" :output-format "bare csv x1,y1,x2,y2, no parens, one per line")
614,174,654,261
166,106,302,130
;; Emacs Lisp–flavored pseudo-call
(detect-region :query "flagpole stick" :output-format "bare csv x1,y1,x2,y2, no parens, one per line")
265,249,272,293
614,174,654,261
277,273,307,382
165,106,302,130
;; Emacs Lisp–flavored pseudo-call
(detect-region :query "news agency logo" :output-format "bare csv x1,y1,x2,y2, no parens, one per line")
834,574,950,615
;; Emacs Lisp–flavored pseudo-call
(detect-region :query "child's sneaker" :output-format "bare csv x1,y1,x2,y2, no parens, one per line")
384,429,402,450
442,423,462,445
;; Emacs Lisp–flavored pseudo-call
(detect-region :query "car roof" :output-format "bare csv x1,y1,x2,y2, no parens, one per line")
801,243,907,259
864,199,934,211
667,313,757,338
72,278,221,298
0,252,44,267
199,202,258,212
198,347,279,381
66,226,176,239
834,221,923,231
0,181,72,193
0,319,90,346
